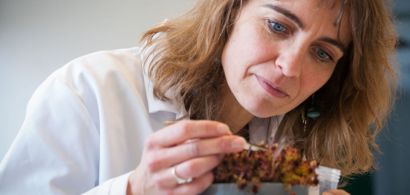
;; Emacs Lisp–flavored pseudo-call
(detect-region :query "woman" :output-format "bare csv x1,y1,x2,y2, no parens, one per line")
0,0,397,194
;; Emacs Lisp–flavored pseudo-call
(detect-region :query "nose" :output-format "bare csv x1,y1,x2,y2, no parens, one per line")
275,45,305,78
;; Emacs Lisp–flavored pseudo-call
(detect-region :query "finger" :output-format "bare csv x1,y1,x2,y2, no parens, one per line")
175,155,220,182
323,189,350,195
146,136,245,171
169,172,214,195
152,155,220,189
149,120,232,148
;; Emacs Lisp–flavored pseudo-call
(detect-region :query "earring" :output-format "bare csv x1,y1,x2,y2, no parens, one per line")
301,95,320,133
306,95,320,119
302,111,308,133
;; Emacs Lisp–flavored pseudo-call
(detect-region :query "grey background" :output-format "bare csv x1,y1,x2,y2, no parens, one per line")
1,0,409,194
0,0,195,158
374,1,410,195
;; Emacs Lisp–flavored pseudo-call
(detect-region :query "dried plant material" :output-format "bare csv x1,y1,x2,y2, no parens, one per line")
213,144,319,194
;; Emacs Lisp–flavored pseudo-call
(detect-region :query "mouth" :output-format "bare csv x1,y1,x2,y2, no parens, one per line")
255,75,289,98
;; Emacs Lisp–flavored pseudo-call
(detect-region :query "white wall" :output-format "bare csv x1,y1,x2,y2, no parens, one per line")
0,0,196,159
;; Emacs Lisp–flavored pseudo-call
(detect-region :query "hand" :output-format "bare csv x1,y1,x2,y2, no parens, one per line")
323,189,350,195
127,120,246,195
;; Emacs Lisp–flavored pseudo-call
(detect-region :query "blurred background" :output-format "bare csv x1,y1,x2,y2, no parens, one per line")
0,0,409,194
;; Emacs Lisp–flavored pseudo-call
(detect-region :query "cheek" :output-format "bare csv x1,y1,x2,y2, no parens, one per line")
302,68,333,96
222,23,275,68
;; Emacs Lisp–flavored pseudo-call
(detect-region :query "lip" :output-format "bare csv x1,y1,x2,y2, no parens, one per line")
255,75,289,98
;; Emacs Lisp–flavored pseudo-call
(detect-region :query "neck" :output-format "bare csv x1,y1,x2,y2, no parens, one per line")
217,87,253,133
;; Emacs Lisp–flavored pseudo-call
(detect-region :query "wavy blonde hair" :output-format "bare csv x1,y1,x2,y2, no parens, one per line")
141,0,397,176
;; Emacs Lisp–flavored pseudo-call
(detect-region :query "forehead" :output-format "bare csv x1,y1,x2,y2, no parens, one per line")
254,0,347,20
258,0,343,9
242,0,352,45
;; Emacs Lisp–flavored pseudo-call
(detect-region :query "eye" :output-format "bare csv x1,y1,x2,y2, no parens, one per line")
313,47,333,62
267,20,288,34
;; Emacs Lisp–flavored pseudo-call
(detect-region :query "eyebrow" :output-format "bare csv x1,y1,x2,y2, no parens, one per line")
318,37,346,52
263,4,346,52
263,4,304,29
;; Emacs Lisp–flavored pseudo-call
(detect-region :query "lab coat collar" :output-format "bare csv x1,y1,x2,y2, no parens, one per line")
142,66,187,119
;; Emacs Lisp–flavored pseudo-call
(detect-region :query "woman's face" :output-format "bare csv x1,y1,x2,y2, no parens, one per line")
221,0,351,117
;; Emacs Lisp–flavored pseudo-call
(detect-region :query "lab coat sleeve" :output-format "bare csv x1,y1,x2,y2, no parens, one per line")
83,171,133,195
0,68,131,194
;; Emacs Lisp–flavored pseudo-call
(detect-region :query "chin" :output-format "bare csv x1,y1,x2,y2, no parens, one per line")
243,103,284,118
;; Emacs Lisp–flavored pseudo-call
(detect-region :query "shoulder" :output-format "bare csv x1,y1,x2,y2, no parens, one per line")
59,47,143,83
48,47,146,95
30,47,150,120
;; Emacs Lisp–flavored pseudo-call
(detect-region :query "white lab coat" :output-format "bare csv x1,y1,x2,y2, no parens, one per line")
0,47,282,194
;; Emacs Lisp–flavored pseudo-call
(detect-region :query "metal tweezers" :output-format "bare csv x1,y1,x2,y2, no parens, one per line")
244,142,267,151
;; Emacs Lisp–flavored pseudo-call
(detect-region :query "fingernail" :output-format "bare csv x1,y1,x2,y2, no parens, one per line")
231,137,246,150
218,124,231,134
